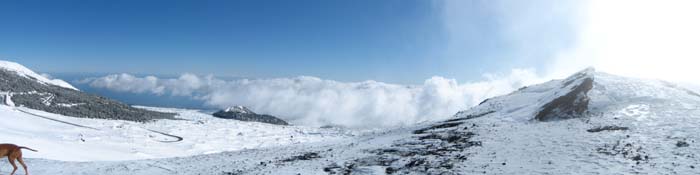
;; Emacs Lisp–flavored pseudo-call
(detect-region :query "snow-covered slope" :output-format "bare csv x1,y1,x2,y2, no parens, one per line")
4,68,700,174
447,69,700,174
225,105,255,114
0,105,353,161
0,60,77,90
214,105,290,125
0,60,174,121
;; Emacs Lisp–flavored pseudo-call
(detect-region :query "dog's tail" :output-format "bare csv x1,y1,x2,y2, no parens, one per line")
19,146,38,152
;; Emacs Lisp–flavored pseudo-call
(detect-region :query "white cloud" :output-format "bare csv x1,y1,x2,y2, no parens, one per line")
548,0,700,84
88,74,164,94
441,0,580,69
82,69,544,128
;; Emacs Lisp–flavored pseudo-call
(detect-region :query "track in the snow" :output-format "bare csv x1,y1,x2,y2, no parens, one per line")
16,107,183,143
146,129,184,143
16,107,100,130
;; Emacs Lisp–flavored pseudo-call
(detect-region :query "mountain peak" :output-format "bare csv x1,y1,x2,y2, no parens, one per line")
0,60,78,90
224,105,255,114
214,106,289,125
455,67,700,123
455,67,598,122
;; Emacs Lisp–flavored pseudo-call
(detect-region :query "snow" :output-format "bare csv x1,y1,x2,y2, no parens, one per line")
456,68,595,122
2,69,700,174
0,60,79,91
0,105,355,161
224,105,255,114
449,69,700,174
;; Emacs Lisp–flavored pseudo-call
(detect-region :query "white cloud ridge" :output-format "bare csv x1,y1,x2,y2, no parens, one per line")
84,69,544,128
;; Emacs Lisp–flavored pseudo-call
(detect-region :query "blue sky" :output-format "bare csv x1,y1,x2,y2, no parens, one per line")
0,0,577,84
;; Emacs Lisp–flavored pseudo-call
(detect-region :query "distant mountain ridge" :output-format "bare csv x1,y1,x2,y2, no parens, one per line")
213,105,289,125
0,60,175,122
0,61,78,90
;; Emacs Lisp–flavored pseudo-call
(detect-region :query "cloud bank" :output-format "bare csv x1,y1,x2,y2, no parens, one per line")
83,70,544,128
81,1,700,128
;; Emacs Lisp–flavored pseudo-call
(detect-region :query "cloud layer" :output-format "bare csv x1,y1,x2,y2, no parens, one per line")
83,70,544,128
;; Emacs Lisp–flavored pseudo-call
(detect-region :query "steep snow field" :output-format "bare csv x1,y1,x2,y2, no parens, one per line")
0,105,355,161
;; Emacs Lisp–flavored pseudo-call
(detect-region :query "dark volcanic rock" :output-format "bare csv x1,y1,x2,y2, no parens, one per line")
0,69,175,122
212,106,289,125
326,120,481,174
535,69,595,121
596,139,649,163
587,126,629,133
447,111,495,123
281,152,321,162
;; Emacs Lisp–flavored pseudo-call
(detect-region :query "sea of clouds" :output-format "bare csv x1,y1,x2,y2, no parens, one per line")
81,69,544,128
79,0,700,128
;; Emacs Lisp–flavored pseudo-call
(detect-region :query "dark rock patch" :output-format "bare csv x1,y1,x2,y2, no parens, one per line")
281,152,321,162
535,77,594,121
478,98,491,105
329,122,480,174
413,122,463,134
445,111,495,123
676,140,690,147
221,170,244,175
587,126,629,133
596,139,649,164
213,106,289,125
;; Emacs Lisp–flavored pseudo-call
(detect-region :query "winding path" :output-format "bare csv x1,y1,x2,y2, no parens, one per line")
16,107,100,130
16,106,184,143
146,129,184,143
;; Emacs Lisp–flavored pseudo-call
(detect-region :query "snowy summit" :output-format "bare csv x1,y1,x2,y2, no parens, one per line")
0,60,78,90
224,105,255,114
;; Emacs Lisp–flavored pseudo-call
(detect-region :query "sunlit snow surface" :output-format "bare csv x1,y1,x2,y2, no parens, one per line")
0,106,354,161
3,71,700,174
454,71,700,174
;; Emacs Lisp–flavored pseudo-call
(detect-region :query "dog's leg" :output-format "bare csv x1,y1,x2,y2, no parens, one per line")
8,156,18,175
18,156,28,175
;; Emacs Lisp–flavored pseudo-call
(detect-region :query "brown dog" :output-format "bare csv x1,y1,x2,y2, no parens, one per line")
0,144,37,175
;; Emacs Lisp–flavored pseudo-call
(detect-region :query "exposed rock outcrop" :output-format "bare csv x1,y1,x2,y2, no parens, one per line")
535,68,595,121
